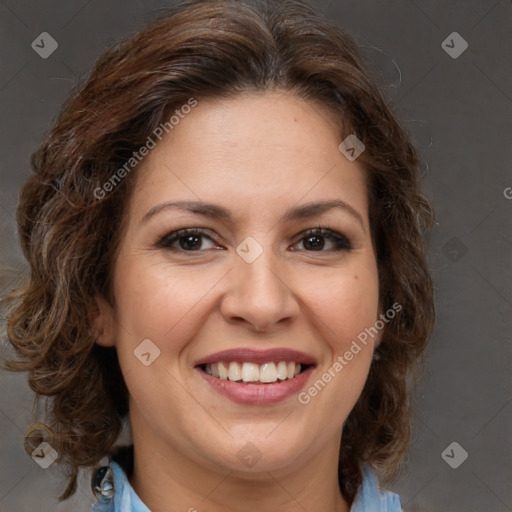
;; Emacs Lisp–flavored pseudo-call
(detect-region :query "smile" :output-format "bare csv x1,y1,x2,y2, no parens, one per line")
194,348,316,404
202,361,304,384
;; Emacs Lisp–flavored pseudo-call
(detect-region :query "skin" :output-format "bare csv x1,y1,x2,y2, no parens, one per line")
93,91,382,512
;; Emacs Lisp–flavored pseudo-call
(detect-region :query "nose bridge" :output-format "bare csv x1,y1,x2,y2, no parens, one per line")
241,250,282,293
221,234,296,330
236,235,286,299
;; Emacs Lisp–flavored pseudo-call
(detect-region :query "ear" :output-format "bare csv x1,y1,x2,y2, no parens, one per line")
89,295,116,347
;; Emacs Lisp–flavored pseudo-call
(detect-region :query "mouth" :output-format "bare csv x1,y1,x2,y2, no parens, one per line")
194,348,316,404
199,361,312,384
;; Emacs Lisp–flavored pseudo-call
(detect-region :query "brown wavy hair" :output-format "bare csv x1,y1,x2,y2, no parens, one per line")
1,0,434,504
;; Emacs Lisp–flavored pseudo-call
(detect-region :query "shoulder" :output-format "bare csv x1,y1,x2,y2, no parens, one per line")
350,464,402,512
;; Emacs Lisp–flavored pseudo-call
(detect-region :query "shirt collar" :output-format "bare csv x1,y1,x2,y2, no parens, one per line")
91,460,401,511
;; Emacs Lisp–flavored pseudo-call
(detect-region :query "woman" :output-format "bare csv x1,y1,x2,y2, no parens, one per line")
3,0,434,510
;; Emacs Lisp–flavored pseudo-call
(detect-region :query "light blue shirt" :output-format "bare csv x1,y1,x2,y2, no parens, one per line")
91,461,402,511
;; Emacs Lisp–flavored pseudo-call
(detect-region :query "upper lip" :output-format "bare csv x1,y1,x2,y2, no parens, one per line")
194,348,317,366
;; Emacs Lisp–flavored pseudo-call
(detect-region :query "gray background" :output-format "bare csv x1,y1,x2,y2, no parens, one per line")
1,1,511,511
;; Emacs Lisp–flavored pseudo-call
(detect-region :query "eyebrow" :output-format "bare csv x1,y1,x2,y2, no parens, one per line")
142,199,365,230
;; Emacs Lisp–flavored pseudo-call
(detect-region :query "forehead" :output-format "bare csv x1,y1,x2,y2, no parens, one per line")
127,91,369,225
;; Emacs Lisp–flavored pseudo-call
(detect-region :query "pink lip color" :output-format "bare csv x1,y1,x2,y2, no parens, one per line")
196,365,315,405
194,348,317,366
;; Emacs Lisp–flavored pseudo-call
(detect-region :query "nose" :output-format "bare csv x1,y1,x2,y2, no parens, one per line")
220,246,299,333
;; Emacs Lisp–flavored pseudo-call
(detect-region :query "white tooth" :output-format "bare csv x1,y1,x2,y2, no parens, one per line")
276,361,288,380
212,361,300,382
259,362,277,383
228,361,242,381
241,362,260,382
218,362,228,380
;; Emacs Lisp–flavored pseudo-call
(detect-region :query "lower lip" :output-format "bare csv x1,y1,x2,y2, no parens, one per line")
196,366,315,405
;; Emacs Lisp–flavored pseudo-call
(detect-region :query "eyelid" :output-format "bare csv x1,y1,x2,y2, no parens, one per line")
155,227,221,249
291,226,353,251
155,225,353,252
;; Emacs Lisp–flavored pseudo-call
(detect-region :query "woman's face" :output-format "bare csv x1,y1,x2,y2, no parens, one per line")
97,91,381,480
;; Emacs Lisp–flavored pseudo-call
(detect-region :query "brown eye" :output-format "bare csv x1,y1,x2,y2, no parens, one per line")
293,228,352,252
156,229,221,251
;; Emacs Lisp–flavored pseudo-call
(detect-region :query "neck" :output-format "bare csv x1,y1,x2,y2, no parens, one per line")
128,416,351,512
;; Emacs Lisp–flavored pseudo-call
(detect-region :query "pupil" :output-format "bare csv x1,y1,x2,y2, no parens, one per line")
306,235,323,250
181,235,200,250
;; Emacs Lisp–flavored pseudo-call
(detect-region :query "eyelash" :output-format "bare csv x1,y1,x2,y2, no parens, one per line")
155,226,353,253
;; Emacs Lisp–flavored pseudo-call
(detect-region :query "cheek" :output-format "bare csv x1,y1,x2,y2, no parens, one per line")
304,265,380,343
112,256,218,341
295,265,379,427
109,258,203,415
299,260,379,399
108,262,188,384
109,254,235,397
